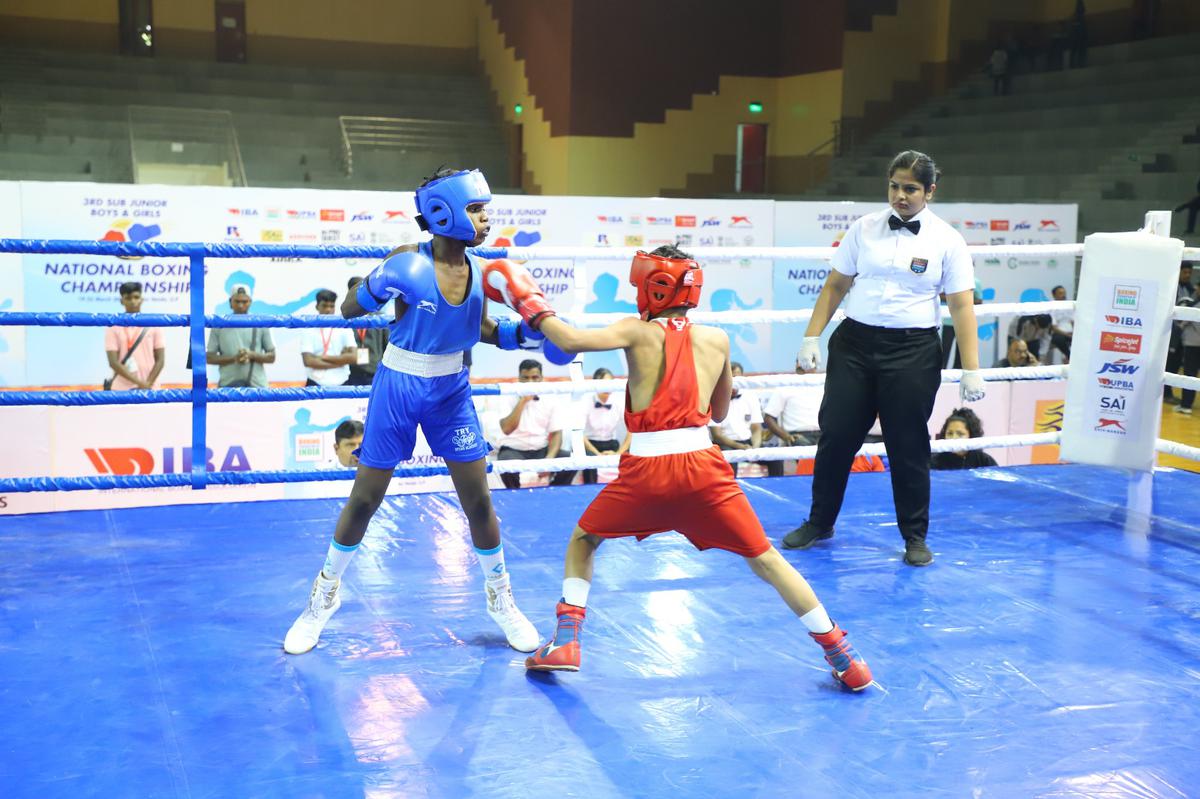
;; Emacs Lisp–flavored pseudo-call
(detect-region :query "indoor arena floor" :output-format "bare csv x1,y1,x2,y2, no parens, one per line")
3,464,1199,799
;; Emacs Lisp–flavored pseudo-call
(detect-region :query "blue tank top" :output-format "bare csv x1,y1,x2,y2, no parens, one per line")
387,241,484,355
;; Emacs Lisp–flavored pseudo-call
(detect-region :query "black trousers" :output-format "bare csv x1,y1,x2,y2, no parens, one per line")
810,318,942,543
1182,346,1200,409
1166,327,1184,399
496,445,574,488
766,431,818,477
581,438,621,484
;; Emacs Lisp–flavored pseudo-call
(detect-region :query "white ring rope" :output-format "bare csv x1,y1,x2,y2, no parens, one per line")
1156,438,1200,462
490,365,1067,397
1163,374,1200,392
498,245,1200,261
490,432,1063,474
1173,306,1200,324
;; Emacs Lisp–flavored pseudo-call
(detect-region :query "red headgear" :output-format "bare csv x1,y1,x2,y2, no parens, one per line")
629,251,703,320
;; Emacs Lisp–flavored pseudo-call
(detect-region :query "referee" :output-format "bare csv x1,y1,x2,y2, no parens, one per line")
783,150,985,566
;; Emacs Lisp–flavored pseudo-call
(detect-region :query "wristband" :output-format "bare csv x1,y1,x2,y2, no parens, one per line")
496,318,521,350
356,279,385,313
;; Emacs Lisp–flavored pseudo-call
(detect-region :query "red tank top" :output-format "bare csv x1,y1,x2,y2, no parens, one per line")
624,317,712,433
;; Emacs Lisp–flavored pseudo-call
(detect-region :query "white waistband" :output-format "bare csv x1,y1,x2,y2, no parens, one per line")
629,426,713,457
380,344,463,378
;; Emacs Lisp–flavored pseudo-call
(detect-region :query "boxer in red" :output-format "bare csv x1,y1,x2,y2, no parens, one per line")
484,245,872,691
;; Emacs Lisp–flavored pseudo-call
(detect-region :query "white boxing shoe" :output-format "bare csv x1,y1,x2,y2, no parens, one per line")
284,572,342,655
485,575,539,652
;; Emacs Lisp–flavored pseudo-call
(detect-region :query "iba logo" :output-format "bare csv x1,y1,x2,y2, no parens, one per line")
85,446,251,475
1099,331,1142,354
1104,315,1143,328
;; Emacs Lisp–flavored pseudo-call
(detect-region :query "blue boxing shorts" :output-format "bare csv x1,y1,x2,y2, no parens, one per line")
357,365,491,469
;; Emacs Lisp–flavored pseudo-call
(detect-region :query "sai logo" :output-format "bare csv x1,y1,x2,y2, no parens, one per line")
1099,395,1127,413
1112,285,1139,310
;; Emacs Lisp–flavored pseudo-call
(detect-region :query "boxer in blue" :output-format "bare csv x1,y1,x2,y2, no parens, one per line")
284,167,545,655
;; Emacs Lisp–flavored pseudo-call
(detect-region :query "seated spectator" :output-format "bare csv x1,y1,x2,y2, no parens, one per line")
301,289,357,387
709,362,764,474
579,367,627,484
931,408,998,470
328,419,364,468
495,359,565,488
345,276,389,386
1048,285,1073,364
762,370,823,477
207,284,275,387
995,338,1040,368
104,281,165,391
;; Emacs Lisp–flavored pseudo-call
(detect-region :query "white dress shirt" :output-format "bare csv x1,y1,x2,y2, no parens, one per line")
763,386,823,433
497,395,564,451
832,206,975,329
584,393,624,441
711,390,762,441
302,325,357,386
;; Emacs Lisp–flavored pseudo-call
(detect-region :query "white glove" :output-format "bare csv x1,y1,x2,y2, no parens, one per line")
960,370,986,402
796,336,821,372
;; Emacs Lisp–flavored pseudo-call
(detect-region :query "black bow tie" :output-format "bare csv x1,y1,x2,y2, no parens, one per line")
731,391,741,399
888,215,920,235
594,402,612,410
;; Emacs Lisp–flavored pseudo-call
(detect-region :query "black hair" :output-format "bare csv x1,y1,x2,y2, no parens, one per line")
119,281,142,297
315,289,338,304
649,243,693,260
334,419,364,444
1051,285,1065,294
518,358,543,374
419,165,464,189
592,367,613,379
731,361,744,373
888,150,941,191
347,276,363,290
938,407,984,439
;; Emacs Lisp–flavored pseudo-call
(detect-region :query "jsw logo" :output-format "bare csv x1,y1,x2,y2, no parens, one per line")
85,447,252,475
1096,359,1139,375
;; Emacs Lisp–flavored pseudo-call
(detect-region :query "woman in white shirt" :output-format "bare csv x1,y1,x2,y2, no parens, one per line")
784,151,986,566
580,367,628,483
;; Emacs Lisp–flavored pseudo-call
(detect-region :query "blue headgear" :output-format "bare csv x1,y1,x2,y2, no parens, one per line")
414,169,492,241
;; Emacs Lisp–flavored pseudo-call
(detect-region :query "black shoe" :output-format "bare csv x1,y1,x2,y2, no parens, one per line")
782,520,834,550
904,539,933,567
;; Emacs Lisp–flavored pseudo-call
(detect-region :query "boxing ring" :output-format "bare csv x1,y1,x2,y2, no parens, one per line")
2,236,1200,798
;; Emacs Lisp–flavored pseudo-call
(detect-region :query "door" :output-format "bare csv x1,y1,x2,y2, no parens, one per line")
215,1,247,64
736,123,767,193
118,0,155,57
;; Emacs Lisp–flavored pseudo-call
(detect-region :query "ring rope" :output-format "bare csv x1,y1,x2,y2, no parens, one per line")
1156,438,1200,462
1163,374,1200,392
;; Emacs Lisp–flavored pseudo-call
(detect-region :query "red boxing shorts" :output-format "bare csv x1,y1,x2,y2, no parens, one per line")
577,446,771,558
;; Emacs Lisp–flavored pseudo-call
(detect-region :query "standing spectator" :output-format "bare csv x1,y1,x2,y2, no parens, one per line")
931,408,998,470
782,150,985,566
206,284,275,387
995,338,1040,368
301,289,357,387
1068,0,1089,68
345,276,389,386
496,359,564,488
579,367,626,484
1048,285,1073,363
104,281,164,391
708,362,764,474
1166,263,1194,404
990,46,1010,95
1175,277,1200,415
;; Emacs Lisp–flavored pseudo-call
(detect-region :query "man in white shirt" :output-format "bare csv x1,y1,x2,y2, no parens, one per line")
762,369,824,477
496,359,564,488
708,362,763,474
301,289,358,386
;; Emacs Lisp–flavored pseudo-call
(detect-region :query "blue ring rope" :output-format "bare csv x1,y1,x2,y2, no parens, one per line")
0,464,466,493
0,384,504,406
0,312,394,328
0,238,509,260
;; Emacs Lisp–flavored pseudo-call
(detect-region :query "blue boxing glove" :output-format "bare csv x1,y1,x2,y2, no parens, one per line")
357,251,437,313
497,319,545,351
544,336,575,365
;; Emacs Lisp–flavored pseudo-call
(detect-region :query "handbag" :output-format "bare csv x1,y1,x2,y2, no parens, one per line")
103,328,148,390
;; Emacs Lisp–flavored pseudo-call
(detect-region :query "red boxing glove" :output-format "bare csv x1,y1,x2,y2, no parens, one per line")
483,259,557,329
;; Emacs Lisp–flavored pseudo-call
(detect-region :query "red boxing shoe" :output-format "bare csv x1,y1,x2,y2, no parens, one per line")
525,601,586,672
810,623,873,691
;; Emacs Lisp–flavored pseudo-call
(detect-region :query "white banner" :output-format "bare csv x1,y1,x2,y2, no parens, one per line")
1060,232,1183,470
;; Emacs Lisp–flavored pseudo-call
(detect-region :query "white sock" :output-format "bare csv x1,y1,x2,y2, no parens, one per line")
321,539,359,581
476,543,507,583
562,577,591,608
799,604,834,635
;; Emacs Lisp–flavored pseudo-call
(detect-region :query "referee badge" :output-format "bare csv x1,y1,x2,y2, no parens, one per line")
909,257,929,274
